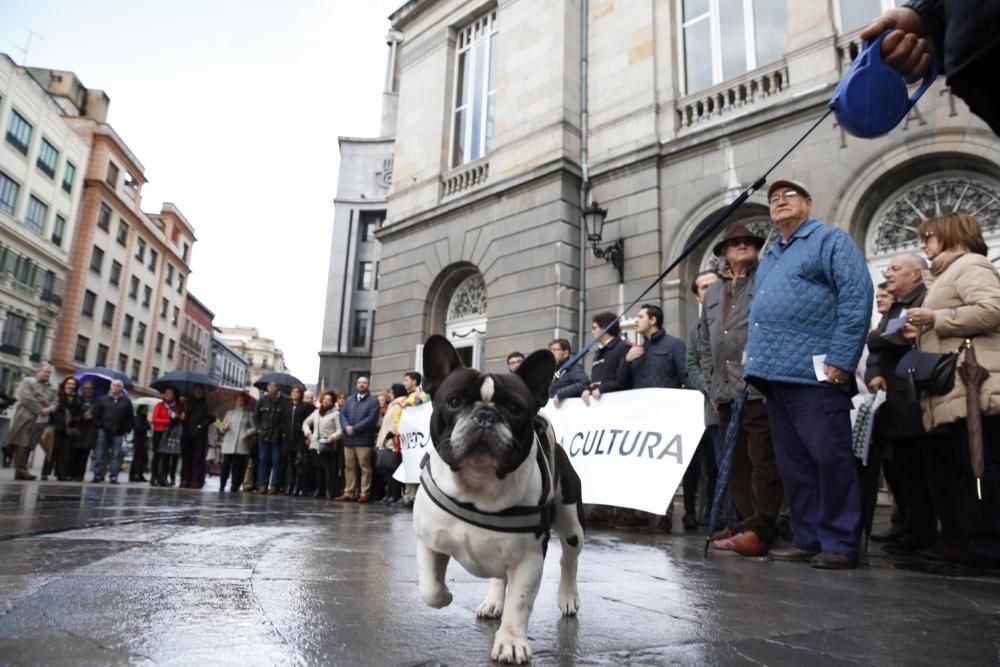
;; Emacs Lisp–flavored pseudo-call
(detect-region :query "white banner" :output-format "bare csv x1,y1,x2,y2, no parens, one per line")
394,388,706,514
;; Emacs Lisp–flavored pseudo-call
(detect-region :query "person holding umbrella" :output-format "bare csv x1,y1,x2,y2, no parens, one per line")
256,382,290,494
180,384,213,489
901,211,1000,567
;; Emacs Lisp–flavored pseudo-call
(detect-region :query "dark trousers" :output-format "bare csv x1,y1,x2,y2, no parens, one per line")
954,415,1000,559
220,454,248,491
129,439,148,481
282,450,300,491
52,433,73,480
69,449,90,480
258,439,282,488
682,432,704,519
181,437,207,487
156,453,178,485
320,449,338,497
718,399,783,544
760,382,861,557
893,433,966,546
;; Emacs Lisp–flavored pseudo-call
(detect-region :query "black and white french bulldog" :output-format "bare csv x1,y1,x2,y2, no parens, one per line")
414,335,585,665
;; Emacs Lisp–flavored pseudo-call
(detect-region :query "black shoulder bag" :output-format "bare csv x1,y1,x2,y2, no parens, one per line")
894,349,959,403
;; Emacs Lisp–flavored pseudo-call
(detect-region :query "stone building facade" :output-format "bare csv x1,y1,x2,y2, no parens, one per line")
0,55,89,393
179,292,213,375
360,0,999,389
209,328,248,389
216,325,287,385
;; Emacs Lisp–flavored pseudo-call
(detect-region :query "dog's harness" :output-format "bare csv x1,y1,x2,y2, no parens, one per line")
419,416,558,537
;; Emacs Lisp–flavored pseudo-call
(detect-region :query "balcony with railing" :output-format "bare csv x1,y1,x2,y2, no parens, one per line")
0,245,66,309
675,60,791,132
441,158,490,199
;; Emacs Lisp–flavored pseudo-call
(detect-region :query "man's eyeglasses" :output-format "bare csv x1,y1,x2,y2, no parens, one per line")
726,238,755,249
769,189,800,205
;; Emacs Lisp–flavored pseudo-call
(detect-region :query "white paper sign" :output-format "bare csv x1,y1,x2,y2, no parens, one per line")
394,388,706,515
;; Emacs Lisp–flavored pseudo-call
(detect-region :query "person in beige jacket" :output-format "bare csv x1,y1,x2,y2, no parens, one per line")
303,391,342,498
902,211,1000,567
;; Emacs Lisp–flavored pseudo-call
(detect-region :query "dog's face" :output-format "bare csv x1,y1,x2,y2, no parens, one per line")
422,335,555,480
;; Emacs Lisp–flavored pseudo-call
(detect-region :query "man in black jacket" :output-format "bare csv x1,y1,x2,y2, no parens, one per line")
618,304,688,391
865,252,965,558
181,384,214,489
256,383,290,493
581,312,627,406
92,380,133,484
548,339,590,407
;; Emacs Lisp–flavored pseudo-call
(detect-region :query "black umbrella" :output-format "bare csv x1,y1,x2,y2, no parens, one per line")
74,366,134,392
151,370,218,397
705,387,747,557
253,372,303,393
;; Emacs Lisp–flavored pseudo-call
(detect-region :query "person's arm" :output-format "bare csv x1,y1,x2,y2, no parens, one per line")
931,258,1000,338
354,399,380,433
687,325,705,393
673,337,690,389
302,410,316,439
859,3,939,83
555,365,589,400
824,233,875,375
617,346,635,389
594,343,627,394
15,380,45,415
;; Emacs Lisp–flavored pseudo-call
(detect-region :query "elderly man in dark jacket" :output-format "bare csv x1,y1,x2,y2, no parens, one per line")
336,376,380,503
92,380,134,483
256,383,290,494
548,338,590,407
865,252,964,559
702,224,783,556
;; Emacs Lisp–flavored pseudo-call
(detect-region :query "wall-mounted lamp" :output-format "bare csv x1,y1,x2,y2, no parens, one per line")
583,200,624,282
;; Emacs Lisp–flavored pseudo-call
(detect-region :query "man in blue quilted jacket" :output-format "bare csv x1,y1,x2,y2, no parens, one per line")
745,179,873,570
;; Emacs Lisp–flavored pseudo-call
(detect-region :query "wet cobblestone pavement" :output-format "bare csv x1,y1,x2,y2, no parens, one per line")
1,479,998,666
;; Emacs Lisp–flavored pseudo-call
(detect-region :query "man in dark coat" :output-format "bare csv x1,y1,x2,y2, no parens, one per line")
91,380,134,483
181,384,214,489
336,376,380,502
256,382,290,493
582,312,628,406
865,252,965,559
548,339,590,407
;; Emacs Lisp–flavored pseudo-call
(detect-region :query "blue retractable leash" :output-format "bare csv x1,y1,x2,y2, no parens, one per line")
557,30,939,377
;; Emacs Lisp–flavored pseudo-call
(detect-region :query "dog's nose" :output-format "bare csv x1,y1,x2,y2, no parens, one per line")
472,408,498,428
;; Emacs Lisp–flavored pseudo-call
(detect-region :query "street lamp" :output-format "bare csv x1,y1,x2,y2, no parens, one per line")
583,200,624,282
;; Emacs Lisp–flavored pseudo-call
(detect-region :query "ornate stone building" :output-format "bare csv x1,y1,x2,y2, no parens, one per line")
347,1,998,388
216,325,287,385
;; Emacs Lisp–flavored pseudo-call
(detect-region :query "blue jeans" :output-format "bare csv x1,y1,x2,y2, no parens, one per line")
94,432,124,481
258,439,283,488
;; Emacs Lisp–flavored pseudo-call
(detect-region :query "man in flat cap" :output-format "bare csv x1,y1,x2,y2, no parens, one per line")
703,223,783,556
744,179,873,570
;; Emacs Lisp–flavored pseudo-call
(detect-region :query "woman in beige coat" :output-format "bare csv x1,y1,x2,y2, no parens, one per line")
903,211,1000,567
219,392,257,493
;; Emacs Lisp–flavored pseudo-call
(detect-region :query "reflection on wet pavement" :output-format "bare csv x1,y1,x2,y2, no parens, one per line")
0,480,998,666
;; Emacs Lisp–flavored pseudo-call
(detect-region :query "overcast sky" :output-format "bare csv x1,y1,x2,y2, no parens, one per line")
0,0,399,382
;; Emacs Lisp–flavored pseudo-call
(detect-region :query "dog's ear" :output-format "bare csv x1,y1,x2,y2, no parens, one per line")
516,350,556,408
422,335,464,396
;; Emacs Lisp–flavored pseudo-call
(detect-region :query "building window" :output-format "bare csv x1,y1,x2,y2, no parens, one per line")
0,170,19,215
102,301,116,328
352,310,369,348
97,203,112,230
96,344,109,367
172,306,179,326
142,285,152,307
160,298,168,319
359,210,384,242
74,335,89,363
109,260,122,286
122,314,133,338
90,245,103,274
136,322,147,345
839,0,901,33
106,161,119,187
357,261,374,290
116,220,129,246
62,161,76,194
30,324,46,361
148,248,158,271
176,274,184,295
36,138,59,178
1,313,25,355
155,332,164,353
5,109,32,155
41,270,56,302
13,255,33,286
134,238,146,262
451,12,498,167
182,241,190,263
131,359,141,383
51,214,65,247
117,353,128,373
680,0,788,94
151,366,160,381
82,290,96,317
166,263,174,286
167,339,175,360
25,195,48,235
128,276,140,299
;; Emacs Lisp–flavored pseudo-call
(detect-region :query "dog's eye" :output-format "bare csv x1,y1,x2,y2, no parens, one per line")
447,396,464,409
506,402,523,416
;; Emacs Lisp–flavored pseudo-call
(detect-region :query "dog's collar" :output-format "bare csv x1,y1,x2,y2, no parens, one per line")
419,436,554,536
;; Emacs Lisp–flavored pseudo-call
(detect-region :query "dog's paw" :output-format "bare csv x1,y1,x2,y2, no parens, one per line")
557,588,580,617
491,629,532,664
420,584,453,609
476,597,504,619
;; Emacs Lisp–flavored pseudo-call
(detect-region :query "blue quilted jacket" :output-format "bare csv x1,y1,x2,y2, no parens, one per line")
745,219,873,386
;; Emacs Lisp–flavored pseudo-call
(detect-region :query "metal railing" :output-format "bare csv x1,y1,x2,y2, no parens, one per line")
676,60,790,130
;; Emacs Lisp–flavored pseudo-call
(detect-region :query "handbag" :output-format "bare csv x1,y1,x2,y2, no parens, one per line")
895,349,958,402
374,447,402,472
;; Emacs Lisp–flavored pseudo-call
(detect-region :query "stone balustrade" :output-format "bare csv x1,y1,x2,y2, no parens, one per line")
441,159,489,198
676,61,790,130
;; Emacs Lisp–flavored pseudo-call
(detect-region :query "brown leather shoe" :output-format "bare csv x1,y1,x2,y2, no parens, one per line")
334,494,354,502
257,486,268,494
357,495,369,504
728,530,768,556
770,547,820,563
267,486,279,495
811,552,857,570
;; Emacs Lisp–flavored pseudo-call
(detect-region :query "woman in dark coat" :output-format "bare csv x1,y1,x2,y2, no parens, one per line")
68,382,98,481
51,377,82,481
129,406,151,482
283,386,315,495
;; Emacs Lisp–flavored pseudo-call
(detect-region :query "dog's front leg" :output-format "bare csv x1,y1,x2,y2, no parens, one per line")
490,555,543,664
416,541,453,608
476,578,506,619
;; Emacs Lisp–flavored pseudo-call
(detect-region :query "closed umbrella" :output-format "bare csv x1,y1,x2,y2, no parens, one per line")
705,387,747,557
958,340,989,499
253,372,303,393
150,370,217,397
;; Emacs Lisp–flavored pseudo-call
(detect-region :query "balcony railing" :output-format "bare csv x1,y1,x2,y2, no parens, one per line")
676,60,790,130
836,30,864,73
442,159,490,198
